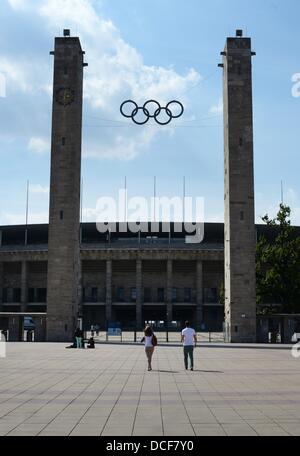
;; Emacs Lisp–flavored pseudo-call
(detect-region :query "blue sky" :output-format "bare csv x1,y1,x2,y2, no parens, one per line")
0,0,300,225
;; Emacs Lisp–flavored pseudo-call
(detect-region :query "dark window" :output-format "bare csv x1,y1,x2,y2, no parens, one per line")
62,137,66,146
172,288,178,303
240,211,245,221
83,287,86,302
2,288,8,303
64,66,68,75
184,288,192,303
91,287,98,302
204,288,218,304
28,288,35,303
60,211,64,220
117,287,125,302
131,288,137,302
37,288,47,303
144,288,151,303
239,137,243,146
157,288,165,303
13,288,21,303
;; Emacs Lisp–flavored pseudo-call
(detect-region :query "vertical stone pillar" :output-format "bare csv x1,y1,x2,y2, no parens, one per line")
0,262,3,311
77,259,83,319
34,316,47,342
21,261,28,313
8,316,23,342
106,259,112,325
46,32,87,342
196,260,203,330
222,31,257,343
166,259,173,326
136,259,142,330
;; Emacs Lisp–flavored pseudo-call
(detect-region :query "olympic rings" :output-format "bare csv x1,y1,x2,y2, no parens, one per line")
120,100,184,125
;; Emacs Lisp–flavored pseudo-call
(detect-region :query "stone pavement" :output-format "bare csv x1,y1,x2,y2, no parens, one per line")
0,343,299,436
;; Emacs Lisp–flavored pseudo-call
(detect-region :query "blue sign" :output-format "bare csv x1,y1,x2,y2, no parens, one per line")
107,328,122,336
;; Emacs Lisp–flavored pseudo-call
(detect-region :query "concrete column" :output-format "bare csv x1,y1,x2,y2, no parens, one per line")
106,259,112,324
77,259,83,318
136,259,142,330
21,261,28,313
8,316,23,342
46,34,85,342
196,260,203,330
0,262,3,311
222,32,257,343
34,316,47,342
166,259,173,325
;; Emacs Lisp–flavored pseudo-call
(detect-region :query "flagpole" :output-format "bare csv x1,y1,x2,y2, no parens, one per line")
124,176,127,222
25,180,29,245
154,176,156,223
183,176,186,223
80,178,83,244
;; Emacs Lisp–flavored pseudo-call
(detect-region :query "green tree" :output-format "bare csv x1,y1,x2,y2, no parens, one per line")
256,204,300,314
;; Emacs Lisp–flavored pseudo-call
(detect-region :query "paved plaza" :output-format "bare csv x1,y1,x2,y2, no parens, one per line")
0,343,300,436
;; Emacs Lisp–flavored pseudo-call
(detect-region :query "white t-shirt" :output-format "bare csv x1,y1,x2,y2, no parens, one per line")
144,336,153,347
182,327,196,346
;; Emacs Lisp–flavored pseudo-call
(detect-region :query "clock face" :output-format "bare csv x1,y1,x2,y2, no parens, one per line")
56,88,75,106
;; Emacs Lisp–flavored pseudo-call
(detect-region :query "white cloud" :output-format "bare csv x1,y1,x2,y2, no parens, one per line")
7,0,26,10
0,211,49,225
28,137,50,154
0,58,31,93
5,0,201,160
29,184,49,195
210,98,223,114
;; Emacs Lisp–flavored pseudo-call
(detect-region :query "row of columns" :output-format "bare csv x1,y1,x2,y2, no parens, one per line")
0,261,28,311
21,261,28,312
104,258,204,329
0,258,204,329
5,315,47,342
0,262,3,311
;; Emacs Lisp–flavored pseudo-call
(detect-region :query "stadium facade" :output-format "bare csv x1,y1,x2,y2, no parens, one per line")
0,29,265,342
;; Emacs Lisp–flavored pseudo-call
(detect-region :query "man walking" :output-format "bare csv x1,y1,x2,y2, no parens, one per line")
181,321,197,371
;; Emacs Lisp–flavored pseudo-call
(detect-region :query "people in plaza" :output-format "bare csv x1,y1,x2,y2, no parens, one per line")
80,329,85,348
74,328,82,349
95,324,100,336
141,326,157,371
87,337,95,349
91,325,95,337
181,321,197,371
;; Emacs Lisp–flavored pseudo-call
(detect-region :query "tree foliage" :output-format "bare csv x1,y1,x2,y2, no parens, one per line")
256,204,300,314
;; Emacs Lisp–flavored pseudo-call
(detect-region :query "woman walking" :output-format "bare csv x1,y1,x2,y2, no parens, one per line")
141,326,157,371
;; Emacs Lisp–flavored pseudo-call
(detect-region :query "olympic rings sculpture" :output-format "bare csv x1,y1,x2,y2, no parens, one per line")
120,100,184,125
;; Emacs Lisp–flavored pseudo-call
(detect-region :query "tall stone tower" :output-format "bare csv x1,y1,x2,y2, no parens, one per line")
46,31,86,342
221,31,257,343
